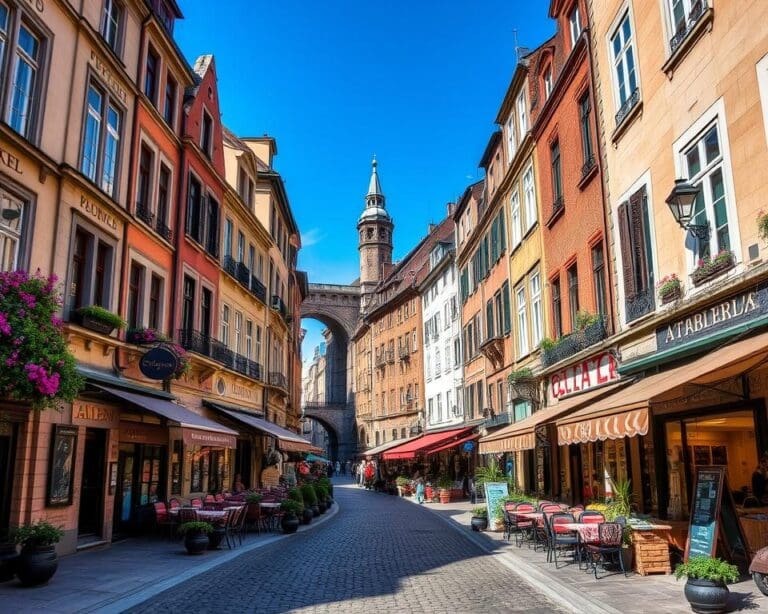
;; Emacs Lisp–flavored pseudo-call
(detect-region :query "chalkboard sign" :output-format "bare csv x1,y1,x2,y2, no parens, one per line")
484,482,509,524
686,467,749,568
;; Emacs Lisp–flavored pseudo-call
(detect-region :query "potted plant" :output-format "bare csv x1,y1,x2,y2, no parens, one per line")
425,483,434,501
207,520,227,550
675,555,739,613
280,500,302,534
74,305,126,335
657,274,683,304
301,483,319,517
396,476,410,496
126,326,167,344
11,520,64,586
471,507,488,532
314,483,328,514
691,250,735,286
508,368,538,402
178,521,213,555
319,476,334,502
436,475,453,504
606,479,634,571
168,343,191,379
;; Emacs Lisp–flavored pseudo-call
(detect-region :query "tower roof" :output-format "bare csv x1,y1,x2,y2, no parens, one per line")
359,156,391,224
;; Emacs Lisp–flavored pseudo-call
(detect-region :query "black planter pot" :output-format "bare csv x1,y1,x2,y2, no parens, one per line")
281,514,300,534
683,578,730,614
311,505,320,518
301,508,313,525
0,543,19,583
470,516,488,532
16,545,58,586
207,526,226,550
184,532,209,555
317,501,327,514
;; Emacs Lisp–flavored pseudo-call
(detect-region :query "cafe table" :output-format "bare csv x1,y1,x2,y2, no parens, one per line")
169,508,228,522
259,502,281,509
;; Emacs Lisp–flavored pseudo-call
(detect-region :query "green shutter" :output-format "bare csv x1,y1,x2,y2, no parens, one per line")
503,281,511,334
486,299,494,338
499,210,507,251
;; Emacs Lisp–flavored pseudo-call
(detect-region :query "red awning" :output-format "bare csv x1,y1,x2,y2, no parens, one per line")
425,432,478,455
382,427,473,460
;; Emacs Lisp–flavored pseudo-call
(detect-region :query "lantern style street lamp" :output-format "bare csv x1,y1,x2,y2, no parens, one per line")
665,178,708,239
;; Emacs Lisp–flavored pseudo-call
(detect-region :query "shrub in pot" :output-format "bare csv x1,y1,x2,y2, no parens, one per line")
280,500,302,534
319,476,333,499
470,507,488,532
314,483,328,514
300,483,319,517
11,520,64,586
675,555,739,614
436,475,453,504
178,521,213,555
0,530,18,583
75,305,126,335
396,476,410,496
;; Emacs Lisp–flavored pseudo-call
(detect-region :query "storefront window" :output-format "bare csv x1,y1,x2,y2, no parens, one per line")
189,446,229,493
170,440,182,495
139,445,163,505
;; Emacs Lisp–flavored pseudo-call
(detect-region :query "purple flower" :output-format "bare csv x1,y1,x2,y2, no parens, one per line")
19,291,36,309
51,315,63,328
0,312,10,335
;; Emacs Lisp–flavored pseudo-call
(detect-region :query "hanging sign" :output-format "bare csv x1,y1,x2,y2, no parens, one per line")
463,441,475,452
139,346,179,380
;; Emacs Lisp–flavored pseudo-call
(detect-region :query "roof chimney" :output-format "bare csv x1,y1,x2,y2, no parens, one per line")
446,202,456,216
428,223,437,234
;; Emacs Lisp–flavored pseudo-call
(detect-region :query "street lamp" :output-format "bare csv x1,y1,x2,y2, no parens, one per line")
665,178,708,239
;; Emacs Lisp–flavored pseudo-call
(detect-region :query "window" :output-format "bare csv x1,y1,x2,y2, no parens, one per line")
223,218,233,258
157,164,171,231
200,287,212,337
494,291,503,337
511,190,521,247
163,73,176,127
428,398,433,422
530,272,543,347
181,276,194,332
136,144,153,220
567,264,579,330
611,12,638,121
234,311,242,354
579,92,594,170
437,394,443,422
543,66,552,99
592,245,607,317
516,285,528,356
0,188,25,271
502,280,511,334
617,185,654,321
81,82,122,197
127,262,143,329
101,0,123,52
486,299,494,339
201,110,213,158
255,325,262,362
144,46,159,104
517,91,527,141
186,176,202,242
68,226,115,312
569,4,582,47
552,277,562,338
666,0,707,52
148,274,162,330
550,140,562,206
453,338,461,367
506,114,516,160
205,195,219,257
220,304,230,346
8,23,40,138
523,165,537,231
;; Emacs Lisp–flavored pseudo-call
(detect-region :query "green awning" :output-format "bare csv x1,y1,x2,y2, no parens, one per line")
306,453,329,463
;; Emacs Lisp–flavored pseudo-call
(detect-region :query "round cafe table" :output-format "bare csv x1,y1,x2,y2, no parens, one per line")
259,502,281,509
169,508,227,521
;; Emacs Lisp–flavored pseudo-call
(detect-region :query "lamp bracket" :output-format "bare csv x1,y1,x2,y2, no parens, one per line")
686,223,710,240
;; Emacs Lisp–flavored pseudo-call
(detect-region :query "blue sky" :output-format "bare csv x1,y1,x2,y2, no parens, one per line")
174,1,554,370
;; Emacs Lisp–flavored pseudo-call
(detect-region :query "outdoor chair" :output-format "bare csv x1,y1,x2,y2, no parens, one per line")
548,512,578,568
584,522,626,579
502,502,519,540
178,507,198,528
169,498,181,509
245,502,262,534
190,498,203,508
215,493,225,502
204,494,215,503
578,510,605,523
510,503,535,548
224,508,240,549
153,502,174,540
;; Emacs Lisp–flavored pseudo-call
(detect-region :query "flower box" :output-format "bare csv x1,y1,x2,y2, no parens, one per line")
78,314,116,335
660,285,682,304
657,274,683,305
691,251,735,286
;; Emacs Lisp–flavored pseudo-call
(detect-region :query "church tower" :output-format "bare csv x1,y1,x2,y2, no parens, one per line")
357,157,393,311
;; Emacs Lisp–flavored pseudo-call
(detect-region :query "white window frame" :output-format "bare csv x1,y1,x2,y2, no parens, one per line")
607,8,640,113
672,99,740,271
569,4,582,47
245,319,253,359
516,285,529,357
220,303,230,346
663,0,709,52
234,310,242,354
506,113,516,162
510,189,521,247
101,0,124,54
530,271,543,348
517,90,528,141
0,186,26,272
523,164,537,232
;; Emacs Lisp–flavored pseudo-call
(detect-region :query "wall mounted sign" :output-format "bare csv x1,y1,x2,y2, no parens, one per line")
548,351,618,400
656,283,768,352
47,425,78,507
79,194,118,230
0,145,22,174
139,346,179,380
72,400,117,427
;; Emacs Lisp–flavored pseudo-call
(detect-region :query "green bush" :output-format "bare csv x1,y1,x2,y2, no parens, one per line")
11,520,63,547
177,521,213,535
314,483,328,502
76,305,127,330
674,556,739,584
287,488,304,506
280,500,303,516
474,458,504,488
300,483,317,507
245,493,263,504
471,507,488,517
396,476,410,487
318,476,333,497
436,475,453,490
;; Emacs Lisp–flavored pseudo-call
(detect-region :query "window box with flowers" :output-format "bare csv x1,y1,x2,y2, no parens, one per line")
690,250,735,286
657,274,683,304
126,327,168,345
169,343,191,379
74,305,126,335
507,367,538,402
0,271,83,409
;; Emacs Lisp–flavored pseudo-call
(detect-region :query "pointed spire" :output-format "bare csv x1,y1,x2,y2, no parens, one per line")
366,155,384,201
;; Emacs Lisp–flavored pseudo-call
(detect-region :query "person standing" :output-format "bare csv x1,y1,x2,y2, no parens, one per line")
345,460,351,476
415,477,425,504
335,460,341,475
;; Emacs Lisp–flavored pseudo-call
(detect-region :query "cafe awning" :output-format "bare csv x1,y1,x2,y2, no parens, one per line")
382,426,473,460
94,385,238,448
205,402,314,452
478,381,628,454
557,330,768,445
362,435,422,458
427,432,478,454
306,453,330,463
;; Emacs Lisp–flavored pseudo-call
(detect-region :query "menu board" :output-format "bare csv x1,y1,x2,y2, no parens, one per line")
484,482,509,523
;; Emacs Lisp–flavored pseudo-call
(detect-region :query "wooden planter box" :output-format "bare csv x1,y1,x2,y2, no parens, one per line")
77,314,116,336
659,286,682,305
691,259,734,286
632,529,672,576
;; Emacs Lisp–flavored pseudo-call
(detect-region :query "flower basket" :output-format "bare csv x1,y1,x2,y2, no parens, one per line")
657,274,683,305
691,251,735,286
75,306,126,335
126,327,167,345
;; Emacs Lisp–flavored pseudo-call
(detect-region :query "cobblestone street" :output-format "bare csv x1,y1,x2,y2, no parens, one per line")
127,480,565,613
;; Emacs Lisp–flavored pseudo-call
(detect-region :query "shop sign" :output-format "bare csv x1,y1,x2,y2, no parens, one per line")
182,428,236,449
0,144,22,175
548,351,618,400
656,283,768,351
139,346,179,380
79,194,118,230
72,400,117,426
119,421,166,445
89,50,128,103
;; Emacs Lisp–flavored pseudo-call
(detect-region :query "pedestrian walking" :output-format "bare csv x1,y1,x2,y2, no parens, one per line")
335,460,341,475
345,460,351,476
415,477,425,504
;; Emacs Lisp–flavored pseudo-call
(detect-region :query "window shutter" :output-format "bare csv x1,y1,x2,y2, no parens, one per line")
628,186,650,293
486,300,494,338
499,210,507,251
617,201,636,299
503,281,512,334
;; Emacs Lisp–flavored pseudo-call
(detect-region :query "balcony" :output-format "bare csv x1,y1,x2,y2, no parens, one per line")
398,346,410,360
670,0,705,53
374,353,386,368
176,329,263,382
625,287,656,324
177,328,213,357
269,371,288,390
541,316,608,367
250,275,267,303
155,218,172,242
223,255,238,278
235,262,250,287
385,349,395,364
484,411,513,429
211,338,234,369
136,202,154,226
615,87,640,127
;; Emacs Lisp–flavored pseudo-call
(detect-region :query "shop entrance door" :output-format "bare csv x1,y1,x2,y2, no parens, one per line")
78,428,105,537
235,439,252,489
113,444,136,537
0,423,17,536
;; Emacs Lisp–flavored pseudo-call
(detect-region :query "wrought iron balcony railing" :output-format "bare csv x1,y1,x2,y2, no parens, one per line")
155,218,172,242
625,287,656,323
269,371,288,390
223,255,238,278
250,275,267,303
541,315,608,367
615,87,640,127
176,329,263,382
136,202,154,226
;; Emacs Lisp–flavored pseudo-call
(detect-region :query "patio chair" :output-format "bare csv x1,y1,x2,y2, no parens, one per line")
153,502,174,540
169,498,181,509
502,502,519,540
584,522,626,579
510,503,535,548
223,508,239,549
190,498,203,508
578,510,605,523
548,512,578,568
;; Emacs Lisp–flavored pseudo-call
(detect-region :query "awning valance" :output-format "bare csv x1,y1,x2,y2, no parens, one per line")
205,402,313,452
557,330,768,445
94,385,238,448
478,382,627,454
427,432,478,454
382,427,473,460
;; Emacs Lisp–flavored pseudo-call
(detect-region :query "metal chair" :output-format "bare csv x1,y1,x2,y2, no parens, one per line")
548,512,578,568
584,522,626,579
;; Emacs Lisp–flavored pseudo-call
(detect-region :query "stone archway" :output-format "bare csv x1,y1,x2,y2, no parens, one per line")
301,283,360,461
